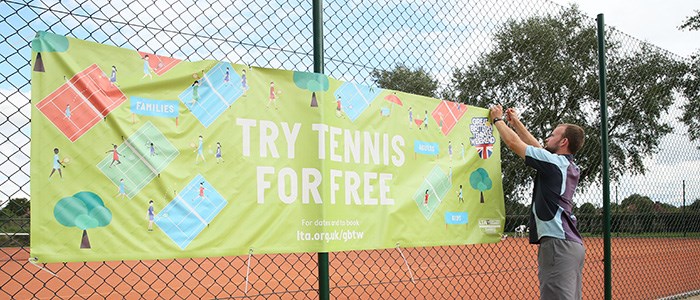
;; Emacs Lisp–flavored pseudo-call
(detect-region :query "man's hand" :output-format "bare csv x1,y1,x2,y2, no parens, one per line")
489,104,504,121
505,107,520,123
489,103,528,159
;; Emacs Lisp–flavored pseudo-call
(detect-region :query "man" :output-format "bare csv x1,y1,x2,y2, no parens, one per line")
489,104,585,300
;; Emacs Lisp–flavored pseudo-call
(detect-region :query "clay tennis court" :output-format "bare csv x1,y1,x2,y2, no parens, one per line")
2,237,699,299
36,64,126,142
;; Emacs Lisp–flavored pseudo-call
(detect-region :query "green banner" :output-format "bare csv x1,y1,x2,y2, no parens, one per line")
30,32,504,263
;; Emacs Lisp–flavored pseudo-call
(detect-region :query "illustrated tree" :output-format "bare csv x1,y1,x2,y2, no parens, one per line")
469,168,492,203
53,191,112,249
31,31,69,72
370,64,438,98
449,6,685,202
292,71,329,107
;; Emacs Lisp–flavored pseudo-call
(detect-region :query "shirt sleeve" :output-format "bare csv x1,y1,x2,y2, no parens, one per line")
524,146,566,173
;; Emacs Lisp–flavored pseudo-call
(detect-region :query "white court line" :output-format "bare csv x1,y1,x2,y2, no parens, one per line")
351,83,372,106
147,122,179,156
424,179,442,203
426,168,451,203
187,91,218,124
123,138,158,176
100,148,149,198
201,73,230,107
175,194,208,227
48,100,82,132
443,100,458,123
122,125,178,189
87,69,121,113
44,90,101,141
121,150,175,194
112,145,156,196
64,76,104,119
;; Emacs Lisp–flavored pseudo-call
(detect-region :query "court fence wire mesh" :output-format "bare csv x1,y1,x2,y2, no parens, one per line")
2,0,700,299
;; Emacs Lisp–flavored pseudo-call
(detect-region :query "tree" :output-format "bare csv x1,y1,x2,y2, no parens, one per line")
0,198,30,239
54,191,112,249
687,198,700,212
1,198,30,217
371,65,438,97
618,194,655,233
449,6,685,201
469,168,493,203
680,10,700,31
679,11,700,143
577,202,597,215
292,71,329,107
620,194,654,212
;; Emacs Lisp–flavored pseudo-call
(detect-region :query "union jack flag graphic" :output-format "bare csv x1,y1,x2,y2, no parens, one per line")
476,143,493,159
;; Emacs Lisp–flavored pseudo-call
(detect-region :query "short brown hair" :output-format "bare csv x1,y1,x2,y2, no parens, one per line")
561,124,585,154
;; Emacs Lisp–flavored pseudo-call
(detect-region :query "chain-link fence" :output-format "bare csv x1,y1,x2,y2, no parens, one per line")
2,0,700,299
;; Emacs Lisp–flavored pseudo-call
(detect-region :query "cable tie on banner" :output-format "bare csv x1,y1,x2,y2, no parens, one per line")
395,243,415,284
28,257,57,277
245,248,254,294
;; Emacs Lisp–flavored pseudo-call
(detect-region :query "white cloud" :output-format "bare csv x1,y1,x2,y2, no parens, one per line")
0,89,30,200
549,0,700,58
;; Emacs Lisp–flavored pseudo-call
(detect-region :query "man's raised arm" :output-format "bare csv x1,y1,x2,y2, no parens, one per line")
505,108,542,148
490,105,527,159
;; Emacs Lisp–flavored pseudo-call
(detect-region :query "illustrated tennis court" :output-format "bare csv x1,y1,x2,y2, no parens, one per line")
137,51,181,76
333,82,381,122
179,62,244,127
414,165,452,220
431,100,467,136
156,174,228,249
96,122,179,198
35,64,126,142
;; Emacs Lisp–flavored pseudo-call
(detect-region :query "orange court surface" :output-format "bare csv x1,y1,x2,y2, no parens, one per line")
2,237,700,299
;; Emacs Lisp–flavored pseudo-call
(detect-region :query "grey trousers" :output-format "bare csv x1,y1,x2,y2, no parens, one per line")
538,237,585,300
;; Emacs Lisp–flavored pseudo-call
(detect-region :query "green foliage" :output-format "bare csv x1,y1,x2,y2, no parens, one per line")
679,55,700,143
688,199,700,212
292,71,329,92
469,168,492,191
678,10,700,143
448,6,685,201
31,31,69,52
1,198,30,217
53,191,111,230
679,10,700,31
577,202,597,215
620,194,654,213
371,65,438,97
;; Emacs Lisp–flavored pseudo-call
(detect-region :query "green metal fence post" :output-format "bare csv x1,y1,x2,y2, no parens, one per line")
596,13,612,300
313,0,330,299
683,180,686,237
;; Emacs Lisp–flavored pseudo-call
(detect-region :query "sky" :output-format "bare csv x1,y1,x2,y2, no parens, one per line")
546,0,700,206
550,0,700,58
1,0,699,206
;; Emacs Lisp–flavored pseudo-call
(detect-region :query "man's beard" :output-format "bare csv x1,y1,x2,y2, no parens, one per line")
545,144,558,153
